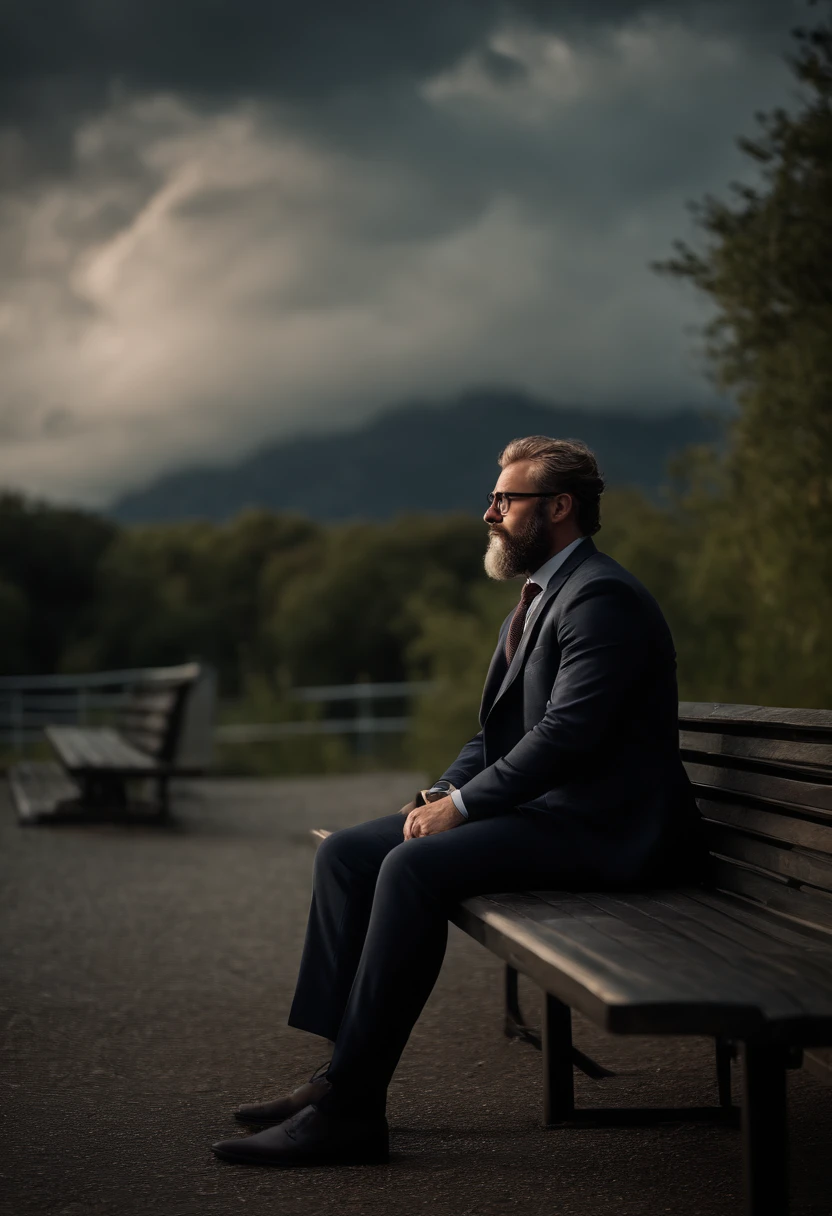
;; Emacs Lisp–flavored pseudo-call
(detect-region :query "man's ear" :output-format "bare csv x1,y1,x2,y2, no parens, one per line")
552,492,573,523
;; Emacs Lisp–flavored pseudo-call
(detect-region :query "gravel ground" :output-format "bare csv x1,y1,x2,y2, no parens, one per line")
2,773,831,1216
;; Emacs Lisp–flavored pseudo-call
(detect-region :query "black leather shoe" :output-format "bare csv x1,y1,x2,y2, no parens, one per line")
234,1061,331,1127
213,1103,389,1166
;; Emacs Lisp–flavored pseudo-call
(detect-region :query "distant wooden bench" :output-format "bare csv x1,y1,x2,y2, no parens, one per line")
312,702,832,1216
11,663,204,824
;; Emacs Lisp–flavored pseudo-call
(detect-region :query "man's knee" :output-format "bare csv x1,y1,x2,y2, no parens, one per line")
314,826,356,870
377,838,435,889
314,821,390,878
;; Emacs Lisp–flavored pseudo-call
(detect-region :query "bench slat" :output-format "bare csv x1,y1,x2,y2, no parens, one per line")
707,824,832,893
683,887,832,952
684,760,832,815
46,726,158,773
680,729,832,772
120,726,167,757
680,703,832,737
122,686,180,712
9,761,81,822
710,857,832,934
116,708,175,733
699,798,832,854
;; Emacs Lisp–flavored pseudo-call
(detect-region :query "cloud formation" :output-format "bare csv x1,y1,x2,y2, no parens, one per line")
0,1,805,505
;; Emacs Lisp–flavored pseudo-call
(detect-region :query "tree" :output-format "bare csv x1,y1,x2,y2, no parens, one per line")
0,492,116,674
654,3,832,706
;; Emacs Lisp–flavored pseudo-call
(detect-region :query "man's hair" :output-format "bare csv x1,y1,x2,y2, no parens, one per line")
498,436,605,536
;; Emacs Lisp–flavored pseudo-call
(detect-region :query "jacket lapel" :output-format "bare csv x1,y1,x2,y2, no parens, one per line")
484,537,597,720
478,612,512,724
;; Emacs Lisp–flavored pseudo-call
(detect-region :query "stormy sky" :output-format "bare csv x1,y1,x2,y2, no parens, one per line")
0,0,805,506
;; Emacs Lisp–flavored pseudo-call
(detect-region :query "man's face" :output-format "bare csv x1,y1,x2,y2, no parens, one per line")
483,459,557,580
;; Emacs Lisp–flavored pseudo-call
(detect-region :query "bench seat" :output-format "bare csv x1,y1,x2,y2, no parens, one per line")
9,760,82,825
45,725,163,776
453,886,832,1041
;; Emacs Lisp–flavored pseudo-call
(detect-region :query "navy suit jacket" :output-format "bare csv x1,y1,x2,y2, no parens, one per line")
439,536,705,884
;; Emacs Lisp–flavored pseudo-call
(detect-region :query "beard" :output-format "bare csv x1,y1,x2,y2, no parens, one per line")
484,500,553,580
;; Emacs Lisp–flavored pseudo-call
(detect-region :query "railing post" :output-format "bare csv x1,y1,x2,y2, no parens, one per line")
11,689,22,755
355,679,372,758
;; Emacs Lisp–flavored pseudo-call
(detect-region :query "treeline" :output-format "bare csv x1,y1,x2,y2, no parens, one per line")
0,446,827,778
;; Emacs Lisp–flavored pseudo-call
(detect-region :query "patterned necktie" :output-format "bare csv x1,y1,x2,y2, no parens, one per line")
505,582,542,665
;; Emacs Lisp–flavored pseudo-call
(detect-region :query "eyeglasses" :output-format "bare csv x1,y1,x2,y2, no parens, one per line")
486,491,560,516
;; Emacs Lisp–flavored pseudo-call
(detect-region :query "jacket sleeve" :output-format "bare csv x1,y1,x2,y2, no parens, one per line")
437,730,486,789
458,577,650,820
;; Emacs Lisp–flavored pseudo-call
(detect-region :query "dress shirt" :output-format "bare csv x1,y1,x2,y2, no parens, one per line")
442,535,586,819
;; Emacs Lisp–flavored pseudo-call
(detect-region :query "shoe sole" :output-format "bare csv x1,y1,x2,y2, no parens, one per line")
212,1145,390,1166
233,1113,291,1127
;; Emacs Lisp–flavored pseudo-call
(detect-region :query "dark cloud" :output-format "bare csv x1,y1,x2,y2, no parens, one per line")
0,0,806,181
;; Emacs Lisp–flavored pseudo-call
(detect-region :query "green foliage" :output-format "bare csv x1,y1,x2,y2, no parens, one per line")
0,491,116,674
653,5,832,707
404,579,517,779
262,513,485,687
62,510,322,692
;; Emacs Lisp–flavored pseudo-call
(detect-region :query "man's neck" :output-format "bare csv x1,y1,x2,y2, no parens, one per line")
527,534,586,583
543,529,584,564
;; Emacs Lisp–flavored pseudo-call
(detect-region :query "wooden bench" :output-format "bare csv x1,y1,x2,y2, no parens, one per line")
12,663,204,824
313,701,832,1216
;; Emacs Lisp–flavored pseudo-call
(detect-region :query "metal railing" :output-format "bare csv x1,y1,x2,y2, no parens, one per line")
0,663,215,768
215,681,435,743
0,671,430,754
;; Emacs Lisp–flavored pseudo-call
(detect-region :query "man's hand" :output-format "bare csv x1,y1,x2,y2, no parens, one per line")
403,794,465,839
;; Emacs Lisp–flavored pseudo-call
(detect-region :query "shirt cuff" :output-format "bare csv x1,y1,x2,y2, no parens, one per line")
450,788,469,819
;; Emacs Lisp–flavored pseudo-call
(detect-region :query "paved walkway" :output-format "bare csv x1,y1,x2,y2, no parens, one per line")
2,774,831,1216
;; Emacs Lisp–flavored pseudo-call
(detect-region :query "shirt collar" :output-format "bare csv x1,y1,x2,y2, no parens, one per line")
528,535,586,591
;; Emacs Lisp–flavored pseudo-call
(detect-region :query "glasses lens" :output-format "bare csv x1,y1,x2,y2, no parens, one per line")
487,492,510,513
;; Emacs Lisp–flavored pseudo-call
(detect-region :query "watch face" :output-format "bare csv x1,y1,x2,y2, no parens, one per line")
421,788,443,803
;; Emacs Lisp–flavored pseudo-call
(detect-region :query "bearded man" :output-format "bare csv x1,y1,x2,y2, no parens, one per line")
212,435,704,1168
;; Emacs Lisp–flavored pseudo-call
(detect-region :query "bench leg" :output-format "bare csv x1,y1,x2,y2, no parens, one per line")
156,775,171,819
716,1036,735,1107
80,774,128,810
543,993,574,1124
505,966,613,1079
741,1042,789,1216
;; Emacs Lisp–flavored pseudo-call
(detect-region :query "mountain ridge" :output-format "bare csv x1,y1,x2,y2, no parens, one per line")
110,389,726,524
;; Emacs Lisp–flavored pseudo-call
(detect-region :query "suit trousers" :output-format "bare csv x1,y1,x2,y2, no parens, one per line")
286,807,591,1115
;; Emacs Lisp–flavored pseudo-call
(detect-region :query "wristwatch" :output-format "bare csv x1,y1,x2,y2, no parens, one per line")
421,779,457,804
414,778,455,806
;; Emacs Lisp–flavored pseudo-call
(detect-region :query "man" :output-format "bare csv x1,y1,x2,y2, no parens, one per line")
212,435,704,1167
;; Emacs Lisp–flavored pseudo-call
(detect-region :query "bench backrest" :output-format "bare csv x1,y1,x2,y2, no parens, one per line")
679,702,832,935
116,667,200,763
